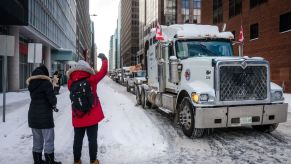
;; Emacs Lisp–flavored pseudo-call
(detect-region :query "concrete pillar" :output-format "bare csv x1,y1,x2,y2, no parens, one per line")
44,46,51,76
8,26,20,91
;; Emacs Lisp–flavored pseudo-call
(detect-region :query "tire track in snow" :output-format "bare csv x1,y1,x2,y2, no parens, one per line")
207,127,291,163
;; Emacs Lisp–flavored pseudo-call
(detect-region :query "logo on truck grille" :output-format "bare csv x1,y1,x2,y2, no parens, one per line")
241,60,247,69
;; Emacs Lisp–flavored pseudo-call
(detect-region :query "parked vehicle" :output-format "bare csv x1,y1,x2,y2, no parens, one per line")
135,24,288,138
122,67,131,85
108,70,116,79
126,70,146,94
114,68,122,83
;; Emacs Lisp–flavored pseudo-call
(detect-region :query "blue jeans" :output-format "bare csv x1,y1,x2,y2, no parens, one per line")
32,128,54,154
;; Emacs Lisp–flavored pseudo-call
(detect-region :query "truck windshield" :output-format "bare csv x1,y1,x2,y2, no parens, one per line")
136,71,146,77
175,40,233,59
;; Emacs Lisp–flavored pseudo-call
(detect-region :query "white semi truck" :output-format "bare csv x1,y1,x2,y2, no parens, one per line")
135,24,288,138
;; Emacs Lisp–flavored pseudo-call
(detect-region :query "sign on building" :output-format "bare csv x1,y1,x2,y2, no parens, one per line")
0,35,15,56
28,43,42,63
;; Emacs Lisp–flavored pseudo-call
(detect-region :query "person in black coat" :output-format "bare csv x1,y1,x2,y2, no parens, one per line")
53,71,61,95
26,65,61,164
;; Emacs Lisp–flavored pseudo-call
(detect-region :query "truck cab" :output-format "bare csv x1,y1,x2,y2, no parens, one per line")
126,70,146,93
136,24,288,138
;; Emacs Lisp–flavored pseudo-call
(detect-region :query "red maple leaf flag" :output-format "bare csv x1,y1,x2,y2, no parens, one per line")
239,25,244,42
156,22,164,41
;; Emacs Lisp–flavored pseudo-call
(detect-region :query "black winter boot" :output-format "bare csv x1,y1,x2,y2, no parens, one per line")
33,152,45,164
44,153,61,164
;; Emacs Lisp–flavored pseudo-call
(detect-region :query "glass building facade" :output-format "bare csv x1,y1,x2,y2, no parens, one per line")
28,0,77,52
1,0,78,91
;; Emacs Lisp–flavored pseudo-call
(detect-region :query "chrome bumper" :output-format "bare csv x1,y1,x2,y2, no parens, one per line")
195,103,288,128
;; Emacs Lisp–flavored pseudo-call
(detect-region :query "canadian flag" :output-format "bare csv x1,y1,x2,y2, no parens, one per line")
239,25,244,42
156,22,164,41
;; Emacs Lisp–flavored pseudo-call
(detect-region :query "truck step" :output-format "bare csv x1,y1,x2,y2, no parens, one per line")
158,107,174,114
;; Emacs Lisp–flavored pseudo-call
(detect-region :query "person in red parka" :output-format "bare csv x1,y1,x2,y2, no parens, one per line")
67,53,108,164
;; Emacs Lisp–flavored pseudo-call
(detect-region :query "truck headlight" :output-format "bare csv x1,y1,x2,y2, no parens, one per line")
191,93,199,103
136,79,142,85
191,93,213,104
271,90,284,102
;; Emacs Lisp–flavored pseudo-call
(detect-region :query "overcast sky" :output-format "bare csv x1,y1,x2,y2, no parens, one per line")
89,0,119,69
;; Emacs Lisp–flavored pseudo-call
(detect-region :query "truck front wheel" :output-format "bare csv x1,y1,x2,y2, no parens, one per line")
180,97,204,138
252,123,279,133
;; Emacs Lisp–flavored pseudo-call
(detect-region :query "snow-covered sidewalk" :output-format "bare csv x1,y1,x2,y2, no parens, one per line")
0,90,30,106
0,78,169,163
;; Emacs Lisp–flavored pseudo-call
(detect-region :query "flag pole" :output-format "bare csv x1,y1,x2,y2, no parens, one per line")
240,13,243,57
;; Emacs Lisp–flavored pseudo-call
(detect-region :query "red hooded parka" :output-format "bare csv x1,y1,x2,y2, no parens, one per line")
67,59,108,128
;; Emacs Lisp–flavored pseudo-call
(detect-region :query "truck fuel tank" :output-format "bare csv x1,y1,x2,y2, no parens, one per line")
169,56,181,83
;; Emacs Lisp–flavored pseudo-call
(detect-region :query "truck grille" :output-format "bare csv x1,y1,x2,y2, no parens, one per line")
219,66,268,101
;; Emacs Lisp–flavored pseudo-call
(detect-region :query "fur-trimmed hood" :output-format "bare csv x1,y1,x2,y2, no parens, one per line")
26,75,51,85
66,66,95,79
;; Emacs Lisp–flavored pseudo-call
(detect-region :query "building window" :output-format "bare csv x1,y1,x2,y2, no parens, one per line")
280,11,291,32
250,23,259,40
193,0,201,23
213,0,223,24
164,0,176,25
182,0,190,23
229,0,242,18
250,0,267,9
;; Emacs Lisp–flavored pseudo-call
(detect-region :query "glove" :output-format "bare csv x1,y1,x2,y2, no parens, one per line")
52,106,59,112
98,53,107,61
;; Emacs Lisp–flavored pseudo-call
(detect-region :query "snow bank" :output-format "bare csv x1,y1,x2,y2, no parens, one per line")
97,78,168,163
0,91,30,105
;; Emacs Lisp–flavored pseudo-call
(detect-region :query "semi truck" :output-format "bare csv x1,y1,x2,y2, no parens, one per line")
135,24,288,138
126,65,146,93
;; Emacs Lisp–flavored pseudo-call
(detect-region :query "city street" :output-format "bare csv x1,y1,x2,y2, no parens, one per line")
0,77,291,164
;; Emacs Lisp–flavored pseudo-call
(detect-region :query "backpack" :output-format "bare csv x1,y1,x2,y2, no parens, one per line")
69,78,94,118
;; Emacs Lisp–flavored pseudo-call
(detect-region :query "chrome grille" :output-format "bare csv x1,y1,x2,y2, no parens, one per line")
219,66,268,101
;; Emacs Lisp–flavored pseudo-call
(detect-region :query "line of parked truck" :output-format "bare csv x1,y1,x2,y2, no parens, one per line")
108,24,288,138
108,64,147,95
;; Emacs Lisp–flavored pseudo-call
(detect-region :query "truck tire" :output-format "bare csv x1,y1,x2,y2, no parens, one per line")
252,123,279,133
135,85,141,105
126,83,130,92
180,97,204,138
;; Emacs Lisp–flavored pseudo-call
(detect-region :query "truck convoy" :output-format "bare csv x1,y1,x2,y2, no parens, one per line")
133,24,288,138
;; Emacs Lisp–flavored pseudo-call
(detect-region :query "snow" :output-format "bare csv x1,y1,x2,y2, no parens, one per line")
0,91,30,105
0,77,291,164
0,78,169,163
152,24,234,41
